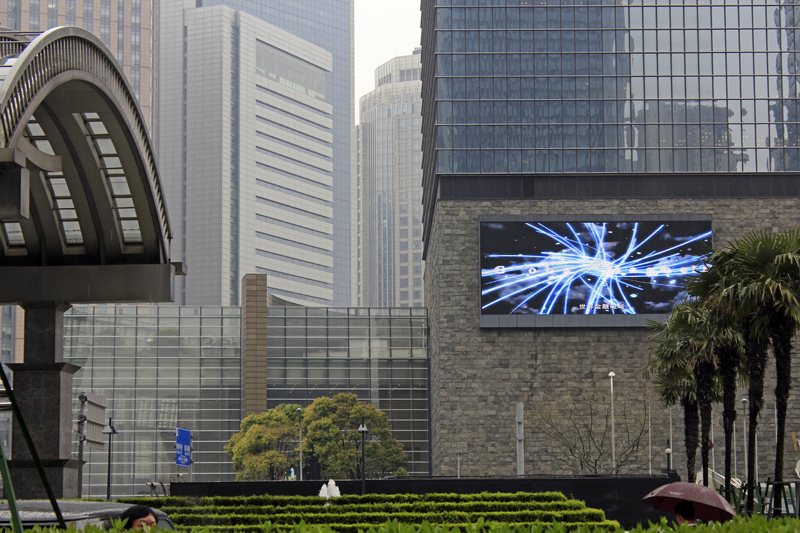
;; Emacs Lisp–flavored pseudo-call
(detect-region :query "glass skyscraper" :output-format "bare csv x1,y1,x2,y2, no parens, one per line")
198,0,355,306
358,50,425,308
422,0,800,240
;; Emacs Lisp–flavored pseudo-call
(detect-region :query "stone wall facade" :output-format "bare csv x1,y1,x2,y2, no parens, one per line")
426,197,800,481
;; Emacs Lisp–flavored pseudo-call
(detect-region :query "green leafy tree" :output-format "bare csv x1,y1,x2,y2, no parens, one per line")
303,393,406,479
225,405,301,480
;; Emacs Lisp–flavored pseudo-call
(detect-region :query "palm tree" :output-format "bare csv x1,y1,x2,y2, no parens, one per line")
688,256,745,503
646,300,719,485
691,229,800,514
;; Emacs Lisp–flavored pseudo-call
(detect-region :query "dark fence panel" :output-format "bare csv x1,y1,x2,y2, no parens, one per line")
171,474,681,529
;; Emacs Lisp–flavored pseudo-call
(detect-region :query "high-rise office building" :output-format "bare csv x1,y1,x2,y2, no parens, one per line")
161,0,354,306
357,50,425,307
421,0,800,477
159,2,340,307
0,0,158,130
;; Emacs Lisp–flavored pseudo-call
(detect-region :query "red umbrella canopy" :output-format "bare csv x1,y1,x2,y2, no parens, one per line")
642,481,736,522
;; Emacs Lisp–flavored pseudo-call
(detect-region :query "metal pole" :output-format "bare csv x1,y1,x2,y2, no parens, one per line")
743,399,748,483
106,417,113,501
457,453,461,479
609,372,616,473
360,430,366,495
358,418,368,496
515,402,524,476
648,404,652,475
297,408,303,481
734,418,738,479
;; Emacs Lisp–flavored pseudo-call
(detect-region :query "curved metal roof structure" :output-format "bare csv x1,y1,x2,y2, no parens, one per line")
0,27,178,304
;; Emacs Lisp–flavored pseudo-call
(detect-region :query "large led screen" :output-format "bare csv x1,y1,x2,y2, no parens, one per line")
480,220,712,317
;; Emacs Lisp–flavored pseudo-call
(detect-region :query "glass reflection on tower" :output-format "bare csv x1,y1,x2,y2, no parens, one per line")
424,0,800,179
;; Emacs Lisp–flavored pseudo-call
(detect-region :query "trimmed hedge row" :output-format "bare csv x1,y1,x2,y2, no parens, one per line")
182,521,620,533
159,500,587,516
170,510,607,527
190,492,569,507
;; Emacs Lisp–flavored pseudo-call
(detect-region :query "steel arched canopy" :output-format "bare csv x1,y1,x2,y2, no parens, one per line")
0,27,180,304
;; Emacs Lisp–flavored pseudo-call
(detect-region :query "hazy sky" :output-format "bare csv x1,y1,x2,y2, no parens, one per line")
355,0,422,107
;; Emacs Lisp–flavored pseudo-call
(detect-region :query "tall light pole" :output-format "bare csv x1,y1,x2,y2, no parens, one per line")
742,398,748,480
358,419,369,496
101,417,117,500
297,407,303,481
608,372,616,474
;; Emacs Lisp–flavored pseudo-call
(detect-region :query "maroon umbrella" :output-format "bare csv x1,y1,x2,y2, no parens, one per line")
642,481,736,522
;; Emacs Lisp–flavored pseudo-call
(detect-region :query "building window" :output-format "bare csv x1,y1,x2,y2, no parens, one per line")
400,241,409,251
400,292,409,300
413,278,422,288
400,279,409,288
413,290,423,300
400,229,408,239
413,253,421,262
400,254,408,263
400,217,408,226
400,266,409,275
413,265,422,275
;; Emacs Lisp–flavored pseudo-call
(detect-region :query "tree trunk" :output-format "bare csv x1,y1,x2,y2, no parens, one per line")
696,359,716,487
771,315,794,516
683,397,699,482
717,344,739,503
745,334,769,514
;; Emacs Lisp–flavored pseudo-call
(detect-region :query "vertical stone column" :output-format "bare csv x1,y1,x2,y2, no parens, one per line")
241,274,268,417
8,302,83,498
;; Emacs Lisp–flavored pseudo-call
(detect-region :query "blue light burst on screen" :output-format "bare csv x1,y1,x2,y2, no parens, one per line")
480,221,712,316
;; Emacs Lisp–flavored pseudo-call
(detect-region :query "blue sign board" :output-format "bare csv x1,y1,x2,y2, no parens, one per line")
175,428,191,467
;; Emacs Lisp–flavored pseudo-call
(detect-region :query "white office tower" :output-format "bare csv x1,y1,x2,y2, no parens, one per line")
160,2,335,306
357,50,424,307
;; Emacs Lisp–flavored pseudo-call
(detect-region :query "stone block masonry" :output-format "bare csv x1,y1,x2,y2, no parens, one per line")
425,197,800,480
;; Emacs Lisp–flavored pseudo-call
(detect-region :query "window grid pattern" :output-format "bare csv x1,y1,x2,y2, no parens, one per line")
64,305,242,498
429,0,800,174
265,306,430,475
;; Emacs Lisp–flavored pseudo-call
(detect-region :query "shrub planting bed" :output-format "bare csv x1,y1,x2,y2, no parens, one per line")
119,492,617,532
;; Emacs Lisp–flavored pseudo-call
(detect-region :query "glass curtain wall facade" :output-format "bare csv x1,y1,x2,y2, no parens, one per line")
422,0,800,242
264,306,430,475
198,0,355,306
358,50,425,308
63,305,241,497
0,1,158,131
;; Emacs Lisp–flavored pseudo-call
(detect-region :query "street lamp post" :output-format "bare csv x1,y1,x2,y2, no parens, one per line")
608,372,616,473
101,417,117,500
297,408,303,481
358,419,369,496
742,398,748,480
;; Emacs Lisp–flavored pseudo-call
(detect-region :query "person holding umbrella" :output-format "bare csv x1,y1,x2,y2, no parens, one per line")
642,481,735,523
674,501,696,526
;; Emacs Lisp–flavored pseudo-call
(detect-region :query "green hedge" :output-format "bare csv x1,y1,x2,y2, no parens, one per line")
193,492,569,508
174,521,620,533
170,510,606,527
160,500,587,517
117,496,194,509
